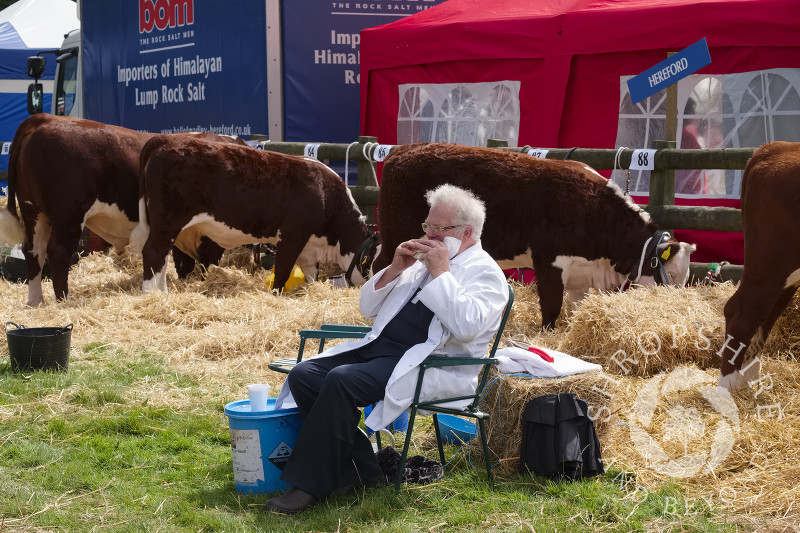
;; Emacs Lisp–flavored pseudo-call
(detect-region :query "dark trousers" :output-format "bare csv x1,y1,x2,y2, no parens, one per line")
280,342,404,498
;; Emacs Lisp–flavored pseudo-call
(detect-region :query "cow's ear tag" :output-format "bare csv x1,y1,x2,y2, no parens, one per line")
661,248,671,261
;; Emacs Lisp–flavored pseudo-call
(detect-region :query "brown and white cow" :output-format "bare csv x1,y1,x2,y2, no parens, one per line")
130,135,376,292
718,142,800,390
0,114,243,306
374,143,696,329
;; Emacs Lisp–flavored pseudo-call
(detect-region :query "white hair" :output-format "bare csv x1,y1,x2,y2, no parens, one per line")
425,184,486,238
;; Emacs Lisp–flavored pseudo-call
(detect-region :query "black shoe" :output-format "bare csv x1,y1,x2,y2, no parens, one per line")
330,474,388,498
262,487,320,515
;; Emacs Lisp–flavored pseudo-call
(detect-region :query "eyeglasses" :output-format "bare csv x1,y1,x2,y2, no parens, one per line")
422,223,463,235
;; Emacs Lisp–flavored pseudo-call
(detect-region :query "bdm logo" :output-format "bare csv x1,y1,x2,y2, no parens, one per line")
139,0,195,34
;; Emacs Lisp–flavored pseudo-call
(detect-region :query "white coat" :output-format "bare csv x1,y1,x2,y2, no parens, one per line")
274,241,509,431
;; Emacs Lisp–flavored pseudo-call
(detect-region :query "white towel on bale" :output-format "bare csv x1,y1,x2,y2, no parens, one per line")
495,346,602,377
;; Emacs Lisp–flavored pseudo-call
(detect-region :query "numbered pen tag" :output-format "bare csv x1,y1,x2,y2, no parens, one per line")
372,144,394,162
304,143,321,159
629,149,656,170
526,148,549,158
1,142,10,156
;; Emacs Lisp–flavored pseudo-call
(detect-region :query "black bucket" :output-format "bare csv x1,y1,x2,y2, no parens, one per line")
5,322,73,372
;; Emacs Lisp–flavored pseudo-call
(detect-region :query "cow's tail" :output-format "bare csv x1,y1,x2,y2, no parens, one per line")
0,134,26,246
128,201,150,255
128,137,162,255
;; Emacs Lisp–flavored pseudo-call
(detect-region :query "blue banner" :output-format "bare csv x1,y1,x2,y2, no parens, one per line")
1,93,52,180
82,0,267,138
281,0,445,143
627,38,712,104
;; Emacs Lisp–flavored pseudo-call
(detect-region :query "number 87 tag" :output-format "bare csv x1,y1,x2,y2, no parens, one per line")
629,149,656,170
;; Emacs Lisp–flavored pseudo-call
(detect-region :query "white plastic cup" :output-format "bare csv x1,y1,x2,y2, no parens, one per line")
247,383,270,412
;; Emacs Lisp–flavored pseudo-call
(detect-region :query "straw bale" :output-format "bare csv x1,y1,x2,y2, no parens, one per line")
467,282,799,521
474,368,616,474
599,359,800,518
476,358,800,519
764,290,800,359
555,283,736,377
218,246,260,273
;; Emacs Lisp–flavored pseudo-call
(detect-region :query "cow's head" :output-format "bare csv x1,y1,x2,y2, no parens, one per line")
629,232,696,288
657,239,697,286
344,230,380,286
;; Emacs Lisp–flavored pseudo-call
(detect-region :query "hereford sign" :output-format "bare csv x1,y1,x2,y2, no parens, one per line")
627,38,712,104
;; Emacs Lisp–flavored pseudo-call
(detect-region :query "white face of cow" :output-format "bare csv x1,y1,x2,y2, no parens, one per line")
662,242,696,286
348,261,367,286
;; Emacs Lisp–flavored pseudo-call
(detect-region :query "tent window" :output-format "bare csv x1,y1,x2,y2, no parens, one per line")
614,68,800,199
397,81,520,147
398,87,435,143
737,72,800,147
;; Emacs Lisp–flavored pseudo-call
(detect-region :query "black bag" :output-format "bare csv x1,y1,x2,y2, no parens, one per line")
519,393,604,481
377,446,444,484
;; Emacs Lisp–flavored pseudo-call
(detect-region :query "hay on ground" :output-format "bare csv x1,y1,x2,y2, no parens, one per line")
471,282,800,522
1,250,799,523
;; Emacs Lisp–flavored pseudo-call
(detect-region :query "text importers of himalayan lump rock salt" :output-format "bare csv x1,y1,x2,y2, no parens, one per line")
323,0,438,85
117,54,222,110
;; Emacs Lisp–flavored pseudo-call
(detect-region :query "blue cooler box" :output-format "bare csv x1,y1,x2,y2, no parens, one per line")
224,398,302,495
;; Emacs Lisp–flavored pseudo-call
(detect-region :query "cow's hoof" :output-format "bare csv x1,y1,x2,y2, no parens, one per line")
718,370,750,392
739,357,761,384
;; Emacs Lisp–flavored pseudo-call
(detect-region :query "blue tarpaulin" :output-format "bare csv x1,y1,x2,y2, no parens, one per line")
0,0,79,186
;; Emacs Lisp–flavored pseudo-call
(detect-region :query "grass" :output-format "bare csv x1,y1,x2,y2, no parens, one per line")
0,344,754,532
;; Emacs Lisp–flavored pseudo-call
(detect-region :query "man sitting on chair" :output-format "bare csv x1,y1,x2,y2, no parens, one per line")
266,184,509,514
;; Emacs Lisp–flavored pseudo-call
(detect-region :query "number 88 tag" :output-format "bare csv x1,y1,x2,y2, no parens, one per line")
629,149,656,170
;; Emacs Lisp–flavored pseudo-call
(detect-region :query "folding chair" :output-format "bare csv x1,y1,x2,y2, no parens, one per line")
267,323,394,448
394,284,514,491
267,324,371,375
267,284,514,486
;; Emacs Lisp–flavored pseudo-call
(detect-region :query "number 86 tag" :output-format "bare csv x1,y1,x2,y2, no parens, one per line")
629,149,656,170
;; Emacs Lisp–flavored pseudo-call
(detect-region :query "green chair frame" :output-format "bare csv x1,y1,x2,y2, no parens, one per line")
394,284,514,491
268,323,389,447
267,324,372,375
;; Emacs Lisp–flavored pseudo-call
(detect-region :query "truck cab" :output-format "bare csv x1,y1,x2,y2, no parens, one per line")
26,28,82,117
52,29,82,117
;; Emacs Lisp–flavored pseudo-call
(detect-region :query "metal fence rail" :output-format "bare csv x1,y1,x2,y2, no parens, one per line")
256,138,751,283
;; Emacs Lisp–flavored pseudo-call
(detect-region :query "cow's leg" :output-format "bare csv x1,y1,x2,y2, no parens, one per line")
172,246,196,279
196,237,225,272
23,213,50,306
47,225,83,301
272,236,310,292
141,231,174,292
532,259,565,330
719,281,793,389
24,248,47,307
173,238,225,280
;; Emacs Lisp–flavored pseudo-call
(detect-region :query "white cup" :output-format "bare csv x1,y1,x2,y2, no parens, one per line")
247,383,270,412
